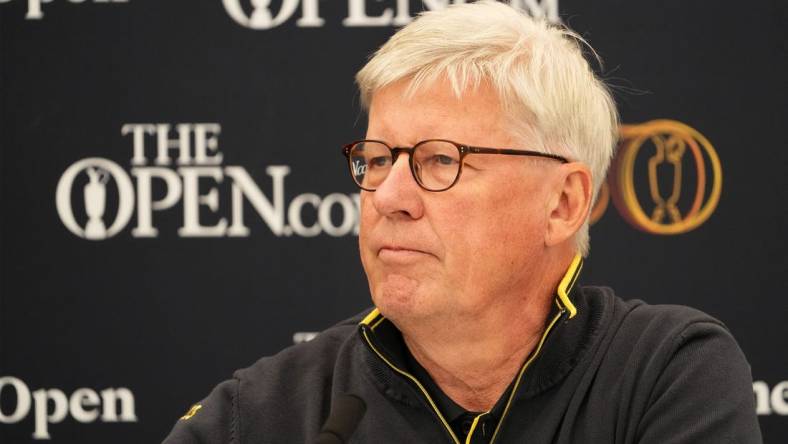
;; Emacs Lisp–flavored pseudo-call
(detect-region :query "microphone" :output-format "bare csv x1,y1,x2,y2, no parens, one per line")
314,394,367,444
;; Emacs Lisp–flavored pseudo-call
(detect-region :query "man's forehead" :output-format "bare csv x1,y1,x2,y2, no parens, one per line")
366,78,507,142
370,76,500,110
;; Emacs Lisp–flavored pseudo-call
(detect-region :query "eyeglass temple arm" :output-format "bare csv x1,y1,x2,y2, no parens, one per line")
463,146,569,163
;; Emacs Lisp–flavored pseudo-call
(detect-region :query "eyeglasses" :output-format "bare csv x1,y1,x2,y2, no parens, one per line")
342,139,569,192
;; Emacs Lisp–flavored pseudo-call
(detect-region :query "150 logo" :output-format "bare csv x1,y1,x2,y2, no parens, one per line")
55,123,360,240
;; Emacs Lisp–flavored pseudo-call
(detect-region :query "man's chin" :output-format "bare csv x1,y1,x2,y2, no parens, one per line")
371,275,430,320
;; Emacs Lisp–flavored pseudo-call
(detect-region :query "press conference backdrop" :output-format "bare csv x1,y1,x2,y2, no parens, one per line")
0,0,786,442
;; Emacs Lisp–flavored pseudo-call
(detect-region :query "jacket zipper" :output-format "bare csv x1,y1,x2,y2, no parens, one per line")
361,307,567,444
486,308,566,444
361,326,462,443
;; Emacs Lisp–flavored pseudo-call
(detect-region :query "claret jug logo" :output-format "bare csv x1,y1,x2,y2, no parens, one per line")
56,158,135,240
0,0,129,20
589,119,722,234
55,123,360,240
221,0,560,30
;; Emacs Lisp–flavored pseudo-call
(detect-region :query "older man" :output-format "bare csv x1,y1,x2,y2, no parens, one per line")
164,2,761,443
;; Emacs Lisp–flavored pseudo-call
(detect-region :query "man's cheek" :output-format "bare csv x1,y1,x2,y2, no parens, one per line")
359,244,377,281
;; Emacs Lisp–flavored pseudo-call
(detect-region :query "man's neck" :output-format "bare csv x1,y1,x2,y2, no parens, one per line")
401,298,551,411
397,254,571,412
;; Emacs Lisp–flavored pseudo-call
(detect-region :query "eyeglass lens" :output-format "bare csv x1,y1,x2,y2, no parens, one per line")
348,140,461,191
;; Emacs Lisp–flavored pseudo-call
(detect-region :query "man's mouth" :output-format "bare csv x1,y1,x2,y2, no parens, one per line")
377,245,433,264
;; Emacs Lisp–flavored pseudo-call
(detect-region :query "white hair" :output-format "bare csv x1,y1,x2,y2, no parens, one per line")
356,0,619,256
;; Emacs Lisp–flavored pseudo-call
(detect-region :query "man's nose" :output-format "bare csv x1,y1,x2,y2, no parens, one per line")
371,153,424,220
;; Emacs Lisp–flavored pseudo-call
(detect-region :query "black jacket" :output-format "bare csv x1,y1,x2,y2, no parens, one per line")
163,266,762,443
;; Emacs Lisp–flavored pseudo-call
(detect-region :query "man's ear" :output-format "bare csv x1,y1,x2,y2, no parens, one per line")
545,164,593,248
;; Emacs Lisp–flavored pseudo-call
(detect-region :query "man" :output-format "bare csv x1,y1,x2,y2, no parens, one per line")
164,2,761,443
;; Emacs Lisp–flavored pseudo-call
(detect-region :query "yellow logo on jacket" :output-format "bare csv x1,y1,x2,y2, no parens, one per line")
180,404,202,420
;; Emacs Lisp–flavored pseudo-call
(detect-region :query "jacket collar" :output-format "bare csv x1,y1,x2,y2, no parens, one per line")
358,253,595,402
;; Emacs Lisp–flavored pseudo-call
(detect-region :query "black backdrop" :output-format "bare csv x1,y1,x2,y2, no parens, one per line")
1,0,786,442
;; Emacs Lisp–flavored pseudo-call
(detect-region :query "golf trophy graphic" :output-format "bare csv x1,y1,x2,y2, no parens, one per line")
249,0,274,28
83,166,110,240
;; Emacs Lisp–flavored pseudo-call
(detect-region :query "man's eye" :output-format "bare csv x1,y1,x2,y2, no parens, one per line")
430,154,458,166
369,156,391,168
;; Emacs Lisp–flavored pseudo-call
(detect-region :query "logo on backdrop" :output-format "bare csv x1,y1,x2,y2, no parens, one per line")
0,0,128,20
0,376,136,439
0,0,559,24
221,0,560,29
753,380,788,416
55,120,718,240
589,119,722,234
55,123,360,240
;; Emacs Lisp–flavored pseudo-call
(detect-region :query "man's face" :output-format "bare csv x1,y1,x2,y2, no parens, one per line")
359,78,558,324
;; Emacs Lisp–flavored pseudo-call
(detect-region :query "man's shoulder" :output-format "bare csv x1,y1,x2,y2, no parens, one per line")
575,286,761,442
235,308,370,385
578,285,743,375
580,285,728,338
162,309,373,444
579,285,750,396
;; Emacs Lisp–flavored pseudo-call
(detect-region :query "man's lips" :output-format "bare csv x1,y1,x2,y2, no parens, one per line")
377,245,435,263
